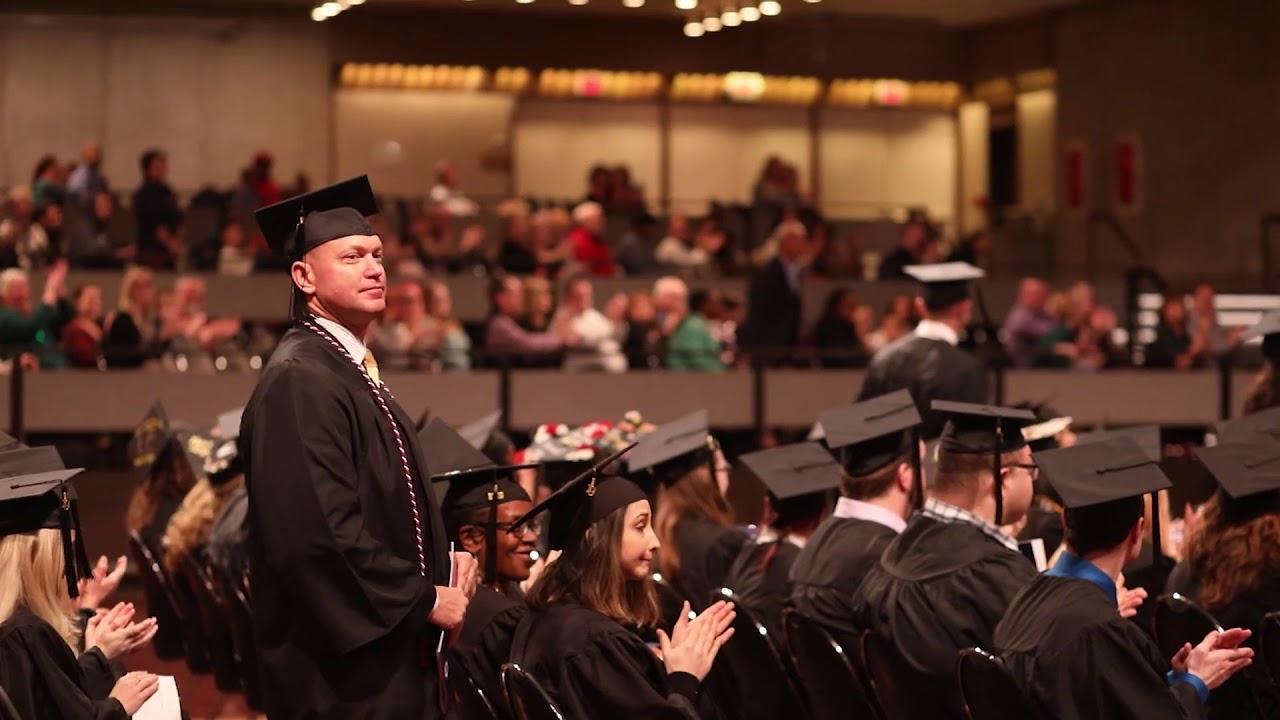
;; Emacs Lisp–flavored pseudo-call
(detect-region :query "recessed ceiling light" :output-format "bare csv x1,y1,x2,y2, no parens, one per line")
684,20,705,36
722,8,740,25
703,14,722,30
675,0,698,9
758,0,780,14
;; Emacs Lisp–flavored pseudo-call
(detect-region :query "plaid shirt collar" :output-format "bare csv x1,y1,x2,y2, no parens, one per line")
922,497,1019,552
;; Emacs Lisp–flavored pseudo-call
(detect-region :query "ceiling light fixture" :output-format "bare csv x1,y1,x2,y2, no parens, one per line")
683,19,705,36
721,7,740,25
322,1,342,14
758,0,780,14
623,0,646,7
568,0,589,5
348,0,366,4
675,0,698,9
703,13,722,31
310,6,328,20
739,4,759,20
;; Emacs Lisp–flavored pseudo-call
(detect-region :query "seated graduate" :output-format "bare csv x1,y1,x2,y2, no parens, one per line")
421,417,538,712
510,450,737,719
162,434,245,577
1169,432,1280,720
0,461,162,720
723,441,839,640
849,401,1040,713
125,402,201,553
789,391,923,639
1014,410,1075,557
996,436,1255,720
628,410,746,609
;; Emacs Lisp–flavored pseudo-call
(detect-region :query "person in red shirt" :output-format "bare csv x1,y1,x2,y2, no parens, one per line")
567,201,616,277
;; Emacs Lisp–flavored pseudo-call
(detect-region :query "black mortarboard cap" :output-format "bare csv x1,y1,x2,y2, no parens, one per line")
0,430,20,452
935,401,1036,455
129,401,171,468
254,175,379,261
1022,416,1074,453
202,437,243,486
820,390,921,477
1215,407,1280,445
423,418,535,514
1034,437,1171,509
739,442,840,501
459,411,502,451
510,443,643,552
0,462,88,598
1194,436,1280,500
904,262,985,311
627,410,717,485
541,460,593,492
1075,426,1161,463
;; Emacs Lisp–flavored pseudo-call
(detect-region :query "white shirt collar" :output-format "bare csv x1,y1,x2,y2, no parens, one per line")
755,526,807,549
833,497,908,534
914,318,959,346
313,316,368,364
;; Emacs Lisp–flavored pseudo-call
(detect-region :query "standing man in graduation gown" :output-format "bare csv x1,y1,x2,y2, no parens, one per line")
996,437,1254,720
421,417,537,712
849,401,1039,717
243,176,477,719
856,263,989,438
788,391,922,640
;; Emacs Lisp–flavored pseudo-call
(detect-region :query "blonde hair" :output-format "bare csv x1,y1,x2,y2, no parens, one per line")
162,474,246,574
0,529,78,649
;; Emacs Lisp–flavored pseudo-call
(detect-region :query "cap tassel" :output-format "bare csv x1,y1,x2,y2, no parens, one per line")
993,422,1004,528
483,498,499,586
1150,490,1165,569
909,427,924,511
58,490,79,599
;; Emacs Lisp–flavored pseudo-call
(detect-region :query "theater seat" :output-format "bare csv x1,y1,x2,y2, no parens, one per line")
124,531,188,662
1262,611,1280,686
860,630,953,720
956,648,1042,720
501,663,565,720
0,686,19,720
446,662,500,720
782,610,882,720
1152,593,1222,661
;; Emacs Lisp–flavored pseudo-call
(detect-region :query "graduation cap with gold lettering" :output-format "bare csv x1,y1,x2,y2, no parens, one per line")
739,442,839,524
819,390,924,507
509,443,642,553
627,410,718,488
1034,434,1172,561
129,401,171,469
253,175,381,318
933,400,1037,526
904,262,985,311
0,446,90,597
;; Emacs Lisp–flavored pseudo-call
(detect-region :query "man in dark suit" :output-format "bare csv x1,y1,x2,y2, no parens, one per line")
738,219,807,366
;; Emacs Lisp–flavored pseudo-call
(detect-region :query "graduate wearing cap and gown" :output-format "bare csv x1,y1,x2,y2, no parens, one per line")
242,177,457,719
722,442,840,640
1167,436,1280,720
509,449,736,720
125,402,203,554
629,411,747,611
0,464,137,720
849,400,1040,717
856,263,990,439
995,436,1254,720
1016,413,1075,558
788,391,923,639
421,418,537,714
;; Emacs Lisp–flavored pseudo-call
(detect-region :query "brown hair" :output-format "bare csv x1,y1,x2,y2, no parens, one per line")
840,457,903,500
1242,362,1280,416
525,504,659,628
126,441,198,535
933,449,1022,497
654,465,733,581
1182,493,1280,611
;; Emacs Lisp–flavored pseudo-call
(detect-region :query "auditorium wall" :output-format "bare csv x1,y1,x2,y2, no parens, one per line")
0,15,331,193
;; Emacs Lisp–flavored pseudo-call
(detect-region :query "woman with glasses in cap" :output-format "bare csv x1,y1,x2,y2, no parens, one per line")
509,452,737,719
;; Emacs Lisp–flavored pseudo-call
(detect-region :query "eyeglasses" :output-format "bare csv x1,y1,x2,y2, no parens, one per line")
1008,462,1039,481
497,519,542,537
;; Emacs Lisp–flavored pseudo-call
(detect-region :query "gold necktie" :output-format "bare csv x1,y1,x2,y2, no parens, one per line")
362,350,381,385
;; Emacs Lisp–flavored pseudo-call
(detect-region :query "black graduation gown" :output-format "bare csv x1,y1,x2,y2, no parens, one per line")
788,516,898,640
1122,540,1173,637
995,575,1206,720
510,601,706,720
856,334,989,439
722,540,801,640
670,518,748,610
849,514,1037,715
450,585,529,716
241,327,451,719
0,607,126,720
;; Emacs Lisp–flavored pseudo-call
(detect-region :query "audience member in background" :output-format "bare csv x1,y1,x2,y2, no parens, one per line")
1146,293,1205,369
429,159,478,217
426,280,471,371
67,192,130,269
877,221,930,280
484,274,572,360
1034,291,1121,370
615,212,662,276
738,219,807,365
163,276,241,356
21,200,64,268
606,166,647,217
812,288,869,368
497,209,538,275
0,187,33,266
1167,438,1280,720
529,208,573,277
862,294,917,354
60,284,104,369
216,219,255,277
655,215,704,271
947,229,994,267
408,204,455,274
1189,283,1243,359
127,434,200,553
555,276,626,373
654,277,723,372
30,156,65,208
1003,277,1055,367
0,261,72,369
370,280,439,371
67,143,109,203
132,149,183,270
519,276,555,333
0,521,161,719
622,290,661,370
712,290,744,368
813,226,864,279
248,151,280,208
567,201,616,277
102,267,161,368
162,441,245,578
753,157,802,228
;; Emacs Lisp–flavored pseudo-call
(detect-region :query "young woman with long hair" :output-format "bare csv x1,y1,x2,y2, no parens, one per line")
1,477,161,719
125,431,199,552
510,464,736,719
